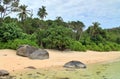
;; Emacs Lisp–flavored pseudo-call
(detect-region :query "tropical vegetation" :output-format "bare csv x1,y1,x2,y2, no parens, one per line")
0,0,120,51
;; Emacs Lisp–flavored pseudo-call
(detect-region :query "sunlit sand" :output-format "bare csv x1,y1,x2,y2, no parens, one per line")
0,49,120,72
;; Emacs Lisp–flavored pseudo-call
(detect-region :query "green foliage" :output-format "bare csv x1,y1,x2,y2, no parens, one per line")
116,37,120,44
69,40,86,51
18,5,32,21
19,18,47,34
80,36,92,45
36,26,73,50
0,0,19,18
0,22,22,42
86,22,107,44
0,39,39,49
20,33,37,41
104,42,120,51
37,6,48,20
21,18,35,34
36,29,45,47
104,45,111,51
3,16,18,23
85,42,101,51
0,14,119,52
85,42,120,51
106,27,120,43
68,21,85,40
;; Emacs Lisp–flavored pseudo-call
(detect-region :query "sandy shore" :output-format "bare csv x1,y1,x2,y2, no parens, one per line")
0,49,120,72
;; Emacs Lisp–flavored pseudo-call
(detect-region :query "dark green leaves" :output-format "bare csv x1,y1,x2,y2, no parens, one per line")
36,26,72,50
0,22,22,42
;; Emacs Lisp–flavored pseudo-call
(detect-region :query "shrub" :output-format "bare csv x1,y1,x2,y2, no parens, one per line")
69,41,86,51
109,43,120,51
98,43,104,51
36,26,73,50
104,45,111,51
86,42,95,50
86,44,101,51
104,42,120,51
92,45,101,51
21,33,37,41
0,22,22,42
0,39,39,49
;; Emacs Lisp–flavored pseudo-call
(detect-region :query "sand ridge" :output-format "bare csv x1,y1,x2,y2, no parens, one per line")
0,49,120,72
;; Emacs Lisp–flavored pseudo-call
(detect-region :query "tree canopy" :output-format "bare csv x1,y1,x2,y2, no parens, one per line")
0,0,119,51
37,6,48,20
0,0,19,19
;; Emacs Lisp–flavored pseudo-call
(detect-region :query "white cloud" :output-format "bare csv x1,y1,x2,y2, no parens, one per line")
15,0,120,28
19,0,120,18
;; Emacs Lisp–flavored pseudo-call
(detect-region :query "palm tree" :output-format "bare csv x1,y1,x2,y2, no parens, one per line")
87,22,104,42
69,21,85,40
56,16,63,21
91,22,101,37
37,6,48,20
17,5,32,21
0,0,19,19
54,16,68,26
0,5,4,18
76,21,85,40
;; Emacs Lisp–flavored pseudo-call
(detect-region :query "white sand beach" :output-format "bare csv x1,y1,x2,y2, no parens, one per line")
0,49,120,72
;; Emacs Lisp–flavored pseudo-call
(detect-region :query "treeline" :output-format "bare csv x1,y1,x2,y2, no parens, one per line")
0,0,120,51
0,17,120,51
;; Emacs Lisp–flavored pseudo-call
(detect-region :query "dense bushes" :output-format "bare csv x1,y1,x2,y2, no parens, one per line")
36,26,72,50
0,22,22,42
85,42,120,51
0,39,39,49
0,21,39,50
69,40,86,51
0,18,119,52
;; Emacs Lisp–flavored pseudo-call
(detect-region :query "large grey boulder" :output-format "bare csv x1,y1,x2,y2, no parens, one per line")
63,60,86,69
28,49,49,60
16,45,37,57
0,70,9,76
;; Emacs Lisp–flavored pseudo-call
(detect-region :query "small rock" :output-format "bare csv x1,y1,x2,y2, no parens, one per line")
0,70,9,76
3,54,7,56
57,77,69,79
25,66,36,69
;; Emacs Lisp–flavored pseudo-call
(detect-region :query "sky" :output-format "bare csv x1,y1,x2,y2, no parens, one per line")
19,0,120,29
